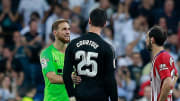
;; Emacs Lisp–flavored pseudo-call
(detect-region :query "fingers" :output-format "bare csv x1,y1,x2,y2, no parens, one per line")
72,76,81,84
76,76,81,84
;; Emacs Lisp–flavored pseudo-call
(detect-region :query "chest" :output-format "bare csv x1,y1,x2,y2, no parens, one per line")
52,52,64,71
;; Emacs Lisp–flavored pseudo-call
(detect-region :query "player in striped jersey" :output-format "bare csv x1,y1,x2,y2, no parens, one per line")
146,26,178,101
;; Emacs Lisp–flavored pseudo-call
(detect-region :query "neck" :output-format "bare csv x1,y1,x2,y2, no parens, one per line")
152,45,164,58
89,25,101,35
53,39,67,53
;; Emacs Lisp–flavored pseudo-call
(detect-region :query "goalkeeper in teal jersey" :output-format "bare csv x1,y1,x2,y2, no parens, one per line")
40,19,70,101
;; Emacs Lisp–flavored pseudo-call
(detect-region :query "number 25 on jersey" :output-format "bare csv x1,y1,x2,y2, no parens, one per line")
75,50,98,77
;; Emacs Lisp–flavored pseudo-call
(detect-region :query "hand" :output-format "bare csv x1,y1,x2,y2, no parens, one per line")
34,36,41,42
69,96,76,101
21,37,27,46
71,72,81,84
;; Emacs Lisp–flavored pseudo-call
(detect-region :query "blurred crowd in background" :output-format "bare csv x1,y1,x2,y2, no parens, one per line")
0,0,180,101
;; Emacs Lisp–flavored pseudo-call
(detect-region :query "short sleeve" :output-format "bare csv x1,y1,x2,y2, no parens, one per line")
156,54,172,80
40,50,55,75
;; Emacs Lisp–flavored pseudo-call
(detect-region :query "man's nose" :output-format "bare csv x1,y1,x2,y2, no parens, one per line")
66,30,70,34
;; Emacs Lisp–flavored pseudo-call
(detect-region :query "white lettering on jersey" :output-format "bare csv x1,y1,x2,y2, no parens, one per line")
159,64,168,71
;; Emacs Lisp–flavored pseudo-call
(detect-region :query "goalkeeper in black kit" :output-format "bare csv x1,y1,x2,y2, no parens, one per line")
63,8,118,101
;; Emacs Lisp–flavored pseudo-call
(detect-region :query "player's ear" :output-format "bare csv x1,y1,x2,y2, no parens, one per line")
53,30,57,36
88,18,91,25
151,37,155,44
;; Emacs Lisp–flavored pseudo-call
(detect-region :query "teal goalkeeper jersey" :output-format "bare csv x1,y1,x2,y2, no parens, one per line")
40,44,69,101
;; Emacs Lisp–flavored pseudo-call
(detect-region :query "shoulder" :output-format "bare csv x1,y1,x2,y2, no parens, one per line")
68,35,84,48
156,51,174,67
40,45,52,56
103,40,114,53
158,52,171,61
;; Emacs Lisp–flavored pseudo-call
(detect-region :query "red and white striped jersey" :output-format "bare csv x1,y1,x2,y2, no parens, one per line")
150,50,178,101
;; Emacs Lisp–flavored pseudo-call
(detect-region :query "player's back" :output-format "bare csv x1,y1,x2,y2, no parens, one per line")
69,32,115,100
151,50,177,101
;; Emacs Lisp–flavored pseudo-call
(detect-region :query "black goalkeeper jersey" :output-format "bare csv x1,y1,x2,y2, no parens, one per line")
63,32,118,101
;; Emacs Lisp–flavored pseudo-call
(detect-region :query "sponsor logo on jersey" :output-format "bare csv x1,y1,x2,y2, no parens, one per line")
159,64,168,71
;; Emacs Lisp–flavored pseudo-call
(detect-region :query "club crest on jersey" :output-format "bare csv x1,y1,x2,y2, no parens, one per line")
41,58,47,68
159,64,168,71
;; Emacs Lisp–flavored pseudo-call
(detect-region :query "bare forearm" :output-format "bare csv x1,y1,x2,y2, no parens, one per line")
47,72,64,84
158,86,170,101
0,13,5,21
128,36,141,49
158,77,173,101
50,75,64,84
8,12,18,22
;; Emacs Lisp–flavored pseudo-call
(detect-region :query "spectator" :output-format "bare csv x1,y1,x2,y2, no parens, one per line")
0,75,17,101
20,12,42,36
102,27,119,57
128,52,143,89
0,0,19,32
121,15,147,54
116,58,136,101
81,0,95,20
137,0,155,27
24,19,43,86
158,17,168,32
0,47,23,75
60,0,69,9
164,32,178,61
90,0,113,20
12,31,30,58
112,3,131,56
137,85,151,101
45,4,62,43
61,8,72,20
21,86,36,101
69,0,84,10
12,31,31,87
0,47,24,90
70,18,81,40
18,0,50,26
158,0,179,32
119,0,133,16
102,27,114,45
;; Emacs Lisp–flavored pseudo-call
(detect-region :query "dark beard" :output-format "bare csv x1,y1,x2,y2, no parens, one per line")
57,35,70,43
